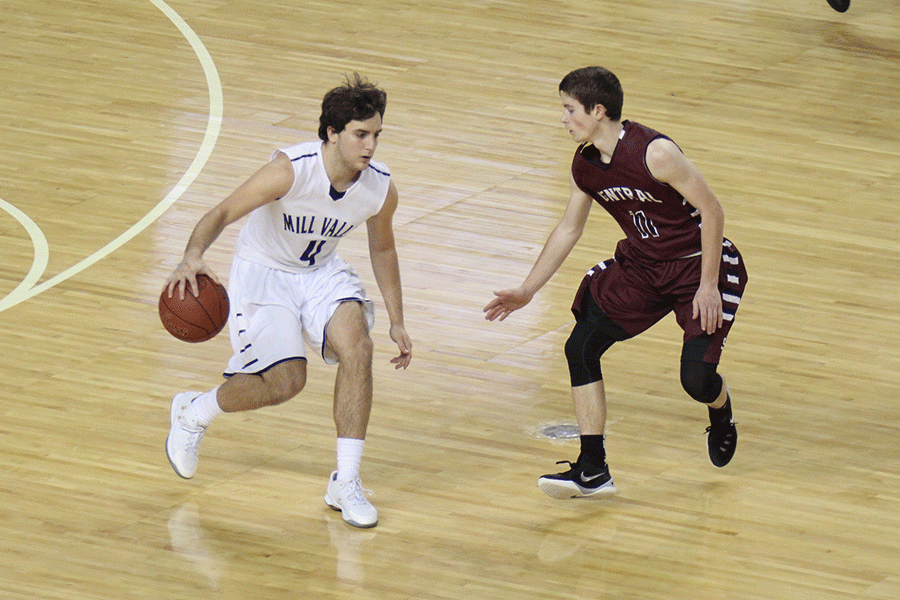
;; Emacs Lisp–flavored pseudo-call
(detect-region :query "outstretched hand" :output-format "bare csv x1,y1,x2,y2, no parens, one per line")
483,286,533,322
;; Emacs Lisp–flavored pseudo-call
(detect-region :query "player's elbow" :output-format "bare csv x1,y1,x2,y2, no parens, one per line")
560,223,585,246
698,198,724,225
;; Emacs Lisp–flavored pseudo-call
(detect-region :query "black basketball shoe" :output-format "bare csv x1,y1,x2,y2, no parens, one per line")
827,0,850,12
538,460,617,499
706,399,738,467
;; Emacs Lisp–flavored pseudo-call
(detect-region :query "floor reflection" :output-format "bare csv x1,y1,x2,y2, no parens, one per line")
167,502,223,591
326,514,377,585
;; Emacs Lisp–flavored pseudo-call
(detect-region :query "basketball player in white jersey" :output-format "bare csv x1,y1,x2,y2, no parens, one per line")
163,74,412,528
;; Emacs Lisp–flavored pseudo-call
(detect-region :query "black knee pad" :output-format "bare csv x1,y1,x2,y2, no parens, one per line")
566,292,632,387
565,320,617,387
680,360,723,404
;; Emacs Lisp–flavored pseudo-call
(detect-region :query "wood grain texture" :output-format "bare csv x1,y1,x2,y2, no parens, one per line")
1,1,898,598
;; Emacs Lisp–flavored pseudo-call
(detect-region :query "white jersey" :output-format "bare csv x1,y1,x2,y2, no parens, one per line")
234,141,391,273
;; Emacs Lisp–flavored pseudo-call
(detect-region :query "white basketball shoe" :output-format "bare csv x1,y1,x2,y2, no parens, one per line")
166,392,207,479
324,471,378,528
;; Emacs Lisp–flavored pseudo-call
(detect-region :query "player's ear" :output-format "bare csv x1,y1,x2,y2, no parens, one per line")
326,126,340,143
591,103,607,120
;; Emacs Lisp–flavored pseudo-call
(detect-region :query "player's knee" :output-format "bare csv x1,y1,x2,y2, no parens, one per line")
358,333,374,359
680,360,723,404
334,331,373,366
327,302,374,365
564,332,585,366
565,324,605,387
352,335,374,366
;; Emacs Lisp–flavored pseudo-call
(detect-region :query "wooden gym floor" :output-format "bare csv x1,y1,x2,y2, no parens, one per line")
1,1,898,598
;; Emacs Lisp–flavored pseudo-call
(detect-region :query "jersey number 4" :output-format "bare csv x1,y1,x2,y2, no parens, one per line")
629,210,660,239
300,240,326,266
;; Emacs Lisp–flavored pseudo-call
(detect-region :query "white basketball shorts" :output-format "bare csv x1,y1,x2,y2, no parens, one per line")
224,254,374,374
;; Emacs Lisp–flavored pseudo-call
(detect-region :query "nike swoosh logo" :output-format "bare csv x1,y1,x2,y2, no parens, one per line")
580,472,605,483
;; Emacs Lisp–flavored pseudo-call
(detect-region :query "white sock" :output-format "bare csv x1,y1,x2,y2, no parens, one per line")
192,387,224,427
336,438,365,481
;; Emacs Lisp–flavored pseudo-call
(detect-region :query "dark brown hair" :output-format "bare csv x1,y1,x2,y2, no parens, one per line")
318,73,387,141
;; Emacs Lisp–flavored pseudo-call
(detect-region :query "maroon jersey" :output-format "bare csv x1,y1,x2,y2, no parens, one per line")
572,120,702,262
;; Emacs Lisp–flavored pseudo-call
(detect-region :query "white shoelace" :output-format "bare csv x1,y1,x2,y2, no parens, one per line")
178,416,206,454
341,479,373,506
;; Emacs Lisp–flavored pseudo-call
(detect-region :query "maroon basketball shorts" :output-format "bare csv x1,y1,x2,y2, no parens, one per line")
571,239,747,364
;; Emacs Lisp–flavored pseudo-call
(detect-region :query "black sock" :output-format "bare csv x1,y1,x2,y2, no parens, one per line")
578,434,607,471
708,394,733,425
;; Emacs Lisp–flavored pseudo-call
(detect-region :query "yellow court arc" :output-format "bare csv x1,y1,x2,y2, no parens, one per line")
0,198,49,312
0,0,222,313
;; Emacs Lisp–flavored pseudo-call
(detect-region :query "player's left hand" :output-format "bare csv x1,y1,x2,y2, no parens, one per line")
692,283,723,335
389,324,412,369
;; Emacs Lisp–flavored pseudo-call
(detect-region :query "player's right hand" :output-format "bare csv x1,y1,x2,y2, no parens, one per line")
164,258,219,301
483,287,533,321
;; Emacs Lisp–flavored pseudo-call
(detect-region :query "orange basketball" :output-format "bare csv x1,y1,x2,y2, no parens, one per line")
159,274,230,343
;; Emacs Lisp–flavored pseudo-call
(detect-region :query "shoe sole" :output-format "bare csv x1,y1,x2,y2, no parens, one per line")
324,493,378,528
166,393,200,479
538,478,617,500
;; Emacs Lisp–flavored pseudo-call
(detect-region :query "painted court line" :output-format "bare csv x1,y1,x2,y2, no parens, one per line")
0,0,222,313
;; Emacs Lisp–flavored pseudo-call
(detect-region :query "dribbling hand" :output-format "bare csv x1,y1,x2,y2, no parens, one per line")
164,258,221,301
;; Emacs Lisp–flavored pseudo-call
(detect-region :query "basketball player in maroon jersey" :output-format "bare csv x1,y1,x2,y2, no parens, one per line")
484,66,748,499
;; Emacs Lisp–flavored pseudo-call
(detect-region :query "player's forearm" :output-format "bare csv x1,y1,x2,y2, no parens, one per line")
699,202,725,286
522,223,581,296
183,208,228,262
370,247,405,327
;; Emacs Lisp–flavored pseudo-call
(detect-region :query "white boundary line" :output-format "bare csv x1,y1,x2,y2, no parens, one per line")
0,0,222,313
